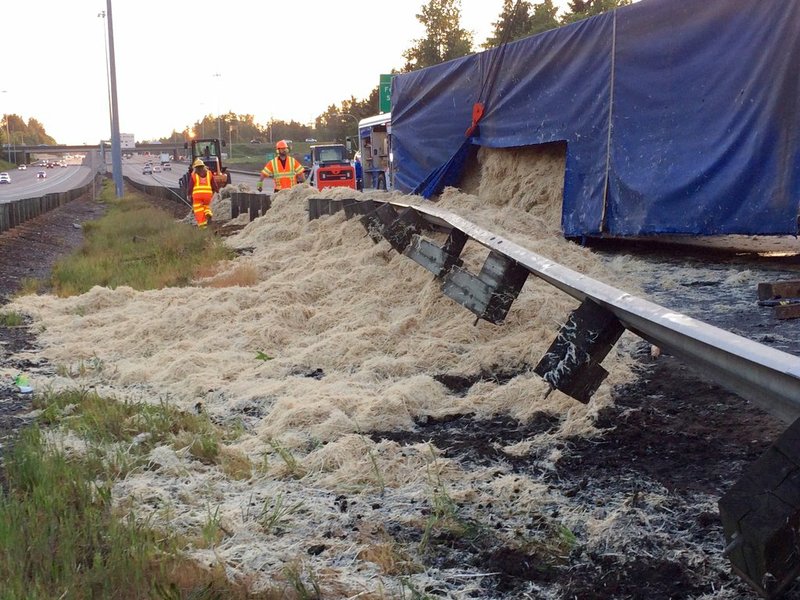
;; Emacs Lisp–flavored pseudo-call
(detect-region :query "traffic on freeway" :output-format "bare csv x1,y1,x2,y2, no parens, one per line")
0,156,96,203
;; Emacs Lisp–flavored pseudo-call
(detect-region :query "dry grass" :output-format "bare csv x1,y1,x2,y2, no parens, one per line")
199,262,260,287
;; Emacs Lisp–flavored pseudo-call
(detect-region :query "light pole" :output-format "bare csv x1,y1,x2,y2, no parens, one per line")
97,12,112,142
99,2,123,197
1,91,10,164
212,73,222,141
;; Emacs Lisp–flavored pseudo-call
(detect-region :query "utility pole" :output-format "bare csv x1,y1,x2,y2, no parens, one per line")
212,73,222,142
105,0,123,198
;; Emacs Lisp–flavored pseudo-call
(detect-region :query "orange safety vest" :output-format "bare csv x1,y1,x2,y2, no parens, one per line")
191,172,214,202
262,156,304,190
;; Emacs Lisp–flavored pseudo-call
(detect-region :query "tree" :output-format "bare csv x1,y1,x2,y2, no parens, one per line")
2,115,56,147
483,0,559,49
529,0,560,35
483,0,531,49
402,0,473,72
561,0,631,25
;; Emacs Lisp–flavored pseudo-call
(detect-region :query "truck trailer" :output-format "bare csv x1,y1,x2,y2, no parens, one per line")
358,113,392,191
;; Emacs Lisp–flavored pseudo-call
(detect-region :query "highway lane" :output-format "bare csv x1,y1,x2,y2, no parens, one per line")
0,163,96,203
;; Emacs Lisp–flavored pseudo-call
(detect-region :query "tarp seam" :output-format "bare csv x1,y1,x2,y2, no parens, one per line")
600,10,618,233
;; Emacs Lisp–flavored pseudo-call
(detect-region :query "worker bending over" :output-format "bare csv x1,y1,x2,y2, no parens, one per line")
257,140,305,192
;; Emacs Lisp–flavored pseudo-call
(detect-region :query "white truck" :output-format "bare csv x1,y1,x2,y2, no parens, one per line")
159,152,171,165
357,113,392,190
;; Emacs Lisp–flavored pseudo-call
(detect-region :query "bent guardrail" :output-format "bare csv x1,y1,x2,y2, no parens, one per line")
307,195,800,599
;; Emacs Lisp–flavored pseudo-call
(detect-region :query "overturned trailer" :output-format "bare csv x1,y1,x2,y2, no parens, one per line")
390,0,800,239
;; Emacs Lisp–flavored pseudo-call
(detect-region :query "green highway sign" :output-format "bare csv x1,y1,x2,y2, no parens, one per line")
379,74,392,113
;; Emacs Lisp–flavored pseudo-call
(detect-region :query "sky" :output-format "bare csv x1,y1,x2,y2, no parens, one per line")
3,0,573,145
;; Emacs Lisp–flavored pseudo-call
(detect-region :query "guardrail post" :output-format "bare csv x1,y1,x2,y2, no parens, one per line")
307,197,325,221
441,251,529,324
359,202,387,243
379,206,427,253
718,418,800,599
405,229,467,277
534,299,624,403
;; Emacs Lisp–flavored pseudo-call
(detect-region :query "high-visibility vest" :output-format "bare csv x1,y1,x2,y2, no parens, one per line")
191,172,214,202
262,156,303,190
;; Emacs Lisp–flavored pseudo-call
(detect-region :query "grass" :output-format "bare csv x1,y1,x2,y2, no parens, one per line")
0,310,25,327
419,444,483,554
0,388,285,599
267,437,307,479
47,180,234,297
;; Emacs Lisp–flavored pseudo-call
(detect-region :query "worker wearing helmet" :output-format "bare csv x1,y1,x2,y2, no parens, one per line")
187,158,219,228
257,140,305,192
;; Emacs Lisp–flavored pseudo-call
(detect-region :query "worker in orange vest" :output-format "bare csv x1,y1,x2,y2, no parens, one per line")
187,158,219,228
257,140,305,192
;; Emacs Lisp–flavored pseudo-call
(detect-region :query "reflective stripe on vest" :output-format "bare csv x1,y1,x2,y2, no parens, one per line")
268,156,302,190
192,172,213,202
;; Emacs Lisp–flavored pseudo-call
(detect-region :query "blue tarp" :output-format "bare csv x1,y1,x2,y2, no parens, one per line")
391,0,800,237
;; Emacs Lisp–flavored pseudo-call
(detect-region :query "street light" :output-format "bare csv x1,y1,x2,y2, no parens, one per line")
212,73,222,141
98,1,123,197
1,90,10,164
97,12,112,140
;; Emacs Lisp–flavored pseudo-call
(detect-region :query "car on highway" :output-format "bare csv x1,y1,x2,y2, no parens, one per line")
0,172,10,184
36,170,47,179
142,165,153,175
17,164,26,170
162,162,172,171
153,165,162,173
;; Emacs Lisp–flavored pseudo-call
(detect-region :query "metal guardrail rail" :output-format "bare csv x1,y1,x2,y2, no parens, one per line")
309,196,800,424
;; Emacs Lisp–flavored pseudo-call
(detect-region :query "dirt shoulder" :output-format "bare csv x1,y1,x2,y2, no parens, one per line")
0,183,190,450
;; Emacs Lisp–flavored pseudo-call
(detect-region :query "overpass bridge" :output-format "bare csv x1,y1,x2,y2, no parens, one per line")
9,143,189,163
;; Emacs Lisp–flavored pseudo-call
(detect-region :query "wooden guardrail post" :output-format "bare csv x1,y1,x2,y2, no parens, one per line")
534,299,625,403
719,417,800,599
441,251,529,325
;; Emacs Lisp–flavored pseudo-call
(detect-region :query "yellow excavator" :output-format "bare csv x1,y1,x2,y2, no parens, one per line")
179,138,231,196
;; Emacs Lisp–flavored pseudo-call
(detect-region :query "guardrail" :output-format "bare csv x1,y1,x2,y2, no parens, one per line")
125,177,272,223
310,196,800,420
307,195,800,599
123,176,183,204
0,173,105,235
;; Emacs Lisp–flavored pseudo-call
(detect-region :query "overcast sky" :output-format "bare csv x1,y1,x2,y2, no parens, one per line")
3,0,572,144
